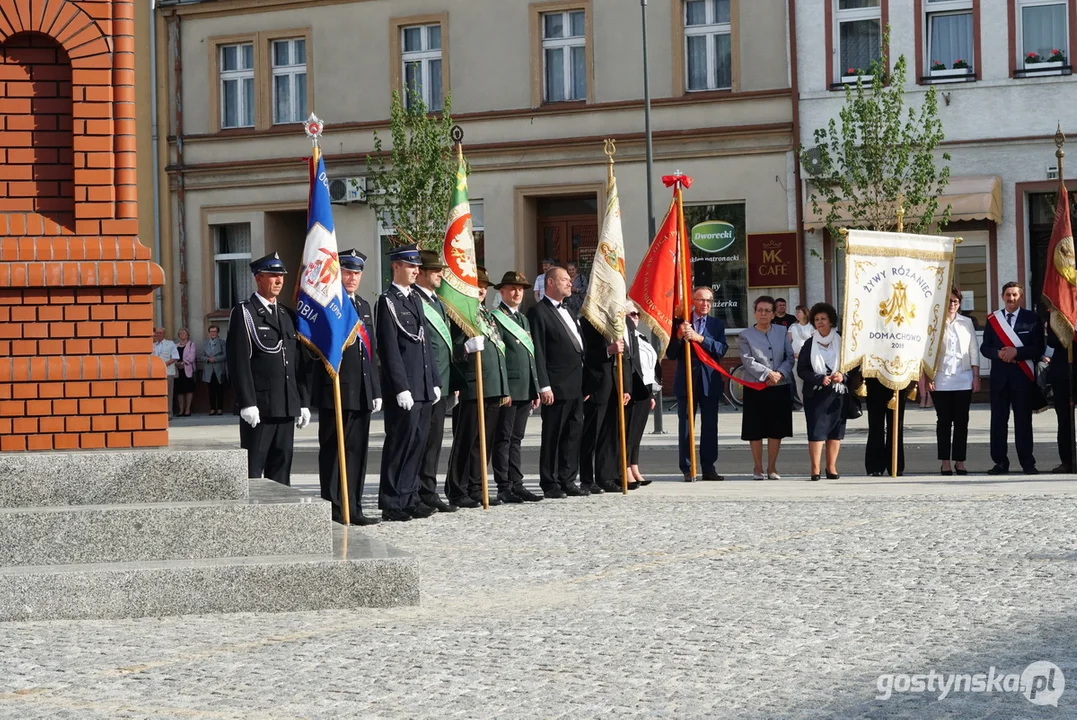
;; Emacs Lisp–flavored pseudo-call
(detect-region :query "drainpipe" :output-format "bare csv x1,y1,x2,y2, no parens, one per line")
788,0,807,306
149,0,163,324
168,13,189,331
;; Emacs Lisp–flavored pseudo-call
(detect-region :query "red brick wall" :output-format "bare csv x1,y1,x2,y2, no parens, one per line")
0,0,166,452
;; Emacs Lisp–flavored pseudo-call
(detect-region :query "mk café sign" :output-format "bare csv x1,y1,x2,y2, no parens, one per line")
689,221,800,290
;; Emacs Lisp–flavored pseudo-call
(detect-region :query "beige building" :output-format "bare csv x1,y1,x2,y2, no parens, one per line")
153,0,800,342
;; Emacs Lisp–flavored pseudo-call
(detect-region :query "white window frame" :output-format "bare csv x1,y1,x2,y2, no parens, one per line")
684,0,733,92
541,10,587,103
924,0,974,77
470,200,484,266
1016,0,1069,71
401,24,443,111
212,223,253,310
271,38,307,125
834,0,882,83
219,43,255,129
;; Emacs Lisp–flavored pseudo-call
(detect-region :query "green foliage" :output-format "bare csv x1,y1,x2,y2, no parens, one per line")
365,91,457,250
801,45,952,241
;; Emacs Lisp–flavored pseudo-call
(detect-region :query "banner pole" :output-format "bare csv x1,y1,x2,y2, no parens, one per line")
475,351,489,510
617,354,629,494
676,185,698,481
333,375,351,523
891,196,905,480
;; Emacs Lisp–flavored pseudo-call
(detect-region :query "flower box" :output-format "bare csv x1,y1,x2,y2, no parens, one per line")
929,67,973,78
1023,60,1065,72
840,74,873,84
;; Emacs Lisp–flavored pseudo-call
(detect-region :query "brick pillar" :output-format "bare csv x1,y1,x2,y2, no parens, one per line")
0,0,167,452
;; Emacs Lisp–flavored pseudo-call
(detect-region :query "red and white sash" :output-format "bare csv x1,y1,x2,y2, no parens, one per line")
987,309,1035,383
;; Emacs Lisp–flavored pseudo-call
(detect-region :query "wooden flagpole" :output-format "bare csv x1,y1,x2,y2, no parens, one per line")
891,195,905,479
604,141,630,495
675,180,699,481
1054,125,1077,473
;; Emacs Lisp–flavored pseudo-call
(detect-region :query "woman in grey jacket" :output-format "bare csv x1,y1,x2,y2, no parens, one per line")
200,324,228,415
739,295,795,480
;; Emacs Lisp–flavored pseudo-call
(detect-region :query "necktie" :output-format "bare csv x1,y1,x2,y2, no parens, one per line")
1007,313,1014,327
266,303,275,313
353,297,371,360
695,316,704,335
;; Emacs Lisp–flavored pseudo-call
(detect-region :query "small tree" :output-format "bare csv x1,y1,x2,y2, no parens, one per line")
365,92,457,249
801,47,951,238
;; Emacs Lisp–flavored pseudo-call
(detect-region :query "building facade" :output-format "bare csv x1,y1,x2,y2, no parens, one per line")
796,0,1077,322
153,0,801,344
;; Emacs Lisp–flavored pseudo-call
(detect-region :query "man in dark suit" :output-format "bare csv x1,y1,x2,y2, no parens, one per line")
445,267,510,507
412,250,457,513
864,378,909,476
374,244,441,521
311,249,381,525
579,318,625,494
1045,325,1075,473
528,266,586,498
592,315,637,491
490,271,544,504
227,252,311,485
666,286,728,482
980,281,1045,474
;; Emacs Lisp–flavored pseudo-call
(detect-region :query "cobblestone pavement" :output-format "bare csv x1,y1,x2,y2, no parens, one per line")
3,476,1077,719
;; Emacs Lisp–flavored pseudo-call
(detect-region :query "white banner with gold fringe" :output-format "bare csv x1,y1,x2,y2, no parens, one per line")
840,229,956,390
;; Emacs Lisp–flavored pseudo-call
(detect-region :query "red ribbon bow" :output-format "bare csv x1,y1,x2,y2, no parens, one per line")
662,174,693,189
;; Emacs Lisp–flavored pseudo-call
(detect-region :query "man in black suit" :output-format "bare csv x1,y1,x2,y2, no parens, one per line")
412,250,457,513
311,249,381,525
490,271,543,504
528,266,586,498
374,244,441,521
864,378,909,477
980,281,1045,474
1045,325,1075,473
227,252,311,485
445,266,510,507
593,315,637,491
580,318,626,494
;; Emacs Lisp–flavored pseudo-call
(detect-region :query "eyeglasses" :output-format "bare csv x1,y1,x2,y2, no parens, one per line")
628,312,640,318
694,298,713,304
949,299,961,305
757,308,774,314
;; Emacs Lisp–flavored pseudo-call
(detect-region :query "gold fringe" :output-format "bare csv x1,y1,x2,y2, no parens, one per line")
844,244,953,261
855,383,867,398
886,394,897,410
442,300,481,339
907,384,918,402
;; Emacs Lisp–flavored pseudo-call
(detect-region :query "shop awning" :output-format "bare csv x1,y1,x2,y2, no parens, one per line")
803,175,1003,230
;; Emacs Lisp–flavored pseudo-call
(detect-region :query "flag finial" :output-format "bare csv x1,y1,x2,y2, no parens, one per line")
1056,122,1066,181
304,113,323,148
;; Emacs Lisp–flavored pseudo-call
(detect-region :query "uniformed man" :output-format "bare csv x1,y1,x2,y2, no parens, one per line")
490,271,543,504
412,250,458,513
445,266,510,508
374,244,441,521
226,252,311,485
312,249,381,525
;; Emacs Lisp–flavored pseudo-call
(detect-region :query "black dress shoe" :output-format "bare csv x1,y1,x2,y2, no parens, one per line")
352,514,381,526
627,481,640,490
825,471,840,480
683,474,696,483
381,509,413,522
940,468,954,476
955,468,968,476
810,474,820,482
471,494,502,506
496,489,524,504
1051,464,1072,473
452,496,481,509
868,471,885,477
639,478,652,486
512,486,543,502
406,504,435,519
583,484,603,495
987,465,1008,475
1023,467,1039,475
598,480,621,493
543,488,567,499
701,472,725,482
563,484,585,497
423,498,458,513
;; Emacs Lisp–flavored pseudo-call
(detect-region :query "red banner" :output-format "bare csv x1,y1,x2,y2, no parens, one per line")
747,232,799,289
1042,185,1077,347
628,198,679,357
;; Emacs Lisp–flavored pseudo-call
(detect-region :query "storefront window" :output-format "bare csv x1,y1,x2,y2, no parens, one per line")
684,202,747,328
1029,191,1077,314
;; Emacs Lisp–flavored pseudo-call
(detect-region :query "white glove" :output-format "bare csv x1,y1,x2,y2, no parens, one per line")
372,398,383,413
239,406,260,428
433,386,442,404
296,407,311,429
464,335,485,353
396,390,414,410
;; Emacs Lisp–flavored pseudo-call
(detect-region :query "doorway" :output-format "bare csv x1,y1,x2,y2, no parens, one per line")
535,195,599,276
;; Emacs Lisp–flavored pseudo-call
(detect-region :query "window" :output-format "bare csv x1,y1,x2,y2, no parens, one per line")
684,202,747,329
835,0,882,81
401,24,443,111
925,0,974,75
470,200,485,266
272,38,307,124
684,0,732,91
213,223,253,310
219,43,254,129
1017,0,1068,70
542,10,587,102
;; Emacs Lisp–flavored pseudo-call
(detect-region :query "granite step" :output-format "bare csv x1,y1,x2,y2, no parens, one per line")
0,525,419,621
0,450,248,508
0,479,330,567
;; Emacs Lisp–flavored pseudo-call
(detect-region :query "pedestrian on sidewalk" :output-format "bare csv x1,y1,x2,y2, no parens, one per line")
200,324,228,415
929,287,979,476
739,295,794,480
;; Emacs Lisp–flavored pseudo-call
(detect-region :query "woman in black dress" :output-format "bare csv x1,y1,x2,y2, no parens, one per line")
798,302,862,481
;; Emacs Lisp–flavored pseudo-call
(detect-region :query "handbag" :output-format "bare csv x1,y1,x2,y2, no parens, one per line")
842,391,863,420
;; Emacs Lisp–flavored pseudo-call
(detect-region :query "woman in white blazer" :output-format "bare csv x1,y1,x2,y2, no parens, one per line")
929,287,981,475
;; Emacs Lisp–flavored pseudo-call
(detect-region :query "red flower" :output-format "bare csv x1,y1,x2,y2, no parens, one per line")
1028,52,1038,58
846,67,855,74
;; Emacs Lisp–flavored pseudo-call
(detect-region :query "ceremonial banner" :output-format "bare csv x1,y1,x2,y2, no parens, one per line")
438,152,482,337
1041,184,1077,348
628,198,678,356
581,173,627,342
295,149,360,375
840,229,955,388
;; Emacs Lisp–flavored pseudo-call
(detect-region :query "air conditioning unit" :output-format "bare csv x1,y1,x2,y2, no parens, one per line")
328,177,367,204
802,145,826,177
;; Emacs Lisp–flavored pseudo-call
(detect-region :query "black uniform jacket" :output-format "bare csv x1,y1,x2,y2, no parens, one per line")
527,296,584,400
227,293,308,417
311,294,381,412
374,284,440,402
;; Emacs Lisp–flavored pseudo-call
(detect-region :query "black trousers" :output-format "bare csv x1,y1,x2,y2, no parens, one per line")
539,397,583,492
379,400,431,511
446,398,501,502
990,379,1036,470
579,391,611,490
676,393,721,475
627,398,651,466
241,417,294,485
865,378,906,475
931,389,971,462
595,387,627,485
208,375,226,412
1051,373,1075,469
493,400,532,492
318,407,372,522
420,400,449,505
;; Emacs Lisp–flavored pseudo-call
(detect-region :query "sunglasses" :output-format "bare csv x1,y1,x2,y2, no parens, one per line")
628,312,640,318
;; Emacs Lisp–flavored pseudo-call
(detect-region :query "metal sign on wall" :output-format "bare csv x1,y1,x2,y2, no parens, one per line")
747,232,800,289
